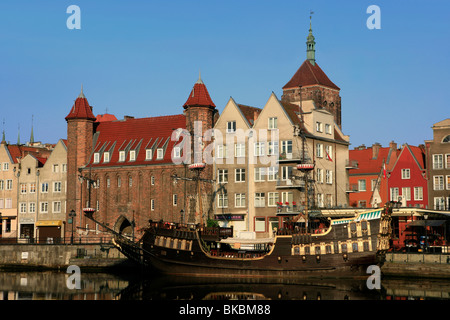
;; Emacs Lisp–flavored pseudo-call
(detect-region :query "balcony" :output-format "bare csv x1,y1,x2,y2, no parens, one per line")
276,204,303,214
276,178,305,189
346,159,359,169
278,151,311,164
346,183,359,193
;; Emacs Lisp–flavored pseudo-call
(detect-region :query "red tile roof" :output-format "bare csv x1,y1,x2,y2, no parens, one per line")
65,95,96,121
183,80,216,108
349,146,400,175
236,104,262,126
6,145,52,164
96,114,118,122
283,60,340,90
89,114,187,167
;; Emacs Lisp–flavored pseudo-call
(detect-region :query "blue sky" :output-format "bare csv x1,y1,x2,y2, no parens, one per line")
1,0,449,149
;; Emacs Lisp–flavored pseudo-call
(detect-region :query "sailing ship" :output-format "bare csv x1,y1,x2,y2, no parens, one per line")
86,157,393,279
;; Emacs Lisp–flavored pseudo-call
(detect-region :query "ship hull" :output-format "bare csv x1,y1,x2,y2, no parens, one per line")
114,207,392,279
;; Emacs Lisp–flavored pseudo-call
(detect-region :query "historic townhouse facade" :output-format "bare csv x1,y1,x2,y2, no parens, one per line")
0,137,53,239
65,78,218,240
425,119,450,210
17,139,67,241
212,21,350,237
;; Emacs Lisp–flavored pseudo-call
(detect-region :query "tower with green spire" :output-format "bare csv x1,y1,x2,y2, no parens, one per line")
306,14,316,65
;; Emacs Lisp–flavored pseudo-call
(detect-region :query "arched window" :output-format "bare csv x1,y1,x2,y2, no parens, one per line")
442,135,450,143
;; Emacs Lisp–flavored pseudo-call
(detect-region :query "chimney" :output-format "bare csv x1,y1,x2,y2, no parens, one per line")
253,111,259,123
124,115,135,120
389,141,397,151
355,144,366,150
372,143,381,159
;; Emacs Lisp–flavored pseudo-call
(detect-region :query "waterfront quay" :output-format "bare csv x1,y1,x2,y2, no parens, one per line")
0,237,132,272
1,237,450,280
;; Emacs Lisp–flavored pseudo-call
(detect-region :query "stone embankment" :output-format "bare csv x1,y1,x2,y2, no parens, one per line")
382,252,450,278
0,243,136,272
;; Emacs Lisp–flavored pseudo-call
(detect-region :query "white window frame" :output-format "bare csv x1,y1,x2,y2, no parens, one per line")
218,193,228,208
235,168,245,182
316,121,323,132
103,152,110,163
129,150,136,161
267,167,278,181
235,143,245,158
358,179,366,191
235,193,246,208
255,193,265,208
434,176,444,190
40,202,49,213
414,187,423,201
19,202,27,214
146,149,152,160
217,169,228,183
157,148,164,160
255,167,265,182
402,187,411,201
401,169,410,179
227,121,236,133
254,142,265,157
268,192,279,207
433,154,443,169
119,151,126,162
93,153,100,163
325,170,333,184
53,181,62,193
53,201,61,213
268,117,277,130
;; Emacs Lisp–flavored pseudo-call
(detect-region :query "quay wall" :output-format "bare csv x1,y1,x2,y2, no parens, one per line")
382,253,450,279
0,243,135,272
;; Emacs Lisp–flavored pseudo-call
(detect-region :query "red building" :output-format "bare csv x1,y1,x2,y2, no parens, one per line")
65,77,218,240
348,141,400,208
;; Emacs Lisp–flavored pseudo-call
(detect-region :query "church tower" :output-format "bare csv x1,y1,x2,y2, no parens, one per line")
65,86,96,232
281,17,342,128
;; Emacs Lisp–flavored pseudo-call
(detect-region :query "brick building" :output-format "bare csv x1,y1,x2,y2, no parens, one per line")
65,78,218,240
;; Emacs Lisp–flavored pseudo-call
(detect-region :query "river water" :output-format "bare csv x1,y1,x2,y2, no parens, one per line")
0,270,450,301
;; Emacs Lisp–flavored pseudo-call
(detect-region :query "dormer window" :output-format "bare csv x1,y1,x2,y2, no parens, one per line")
129,150,136,161
145,149,152,160
93,153,100,163
103,152,110,163
157,148,164,160
316,122,323,133
119,151,125,162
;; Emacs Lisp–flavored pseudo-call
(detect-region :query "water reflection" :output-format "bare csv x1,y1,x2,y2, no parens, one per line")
118,275,383,300
1,270,450,300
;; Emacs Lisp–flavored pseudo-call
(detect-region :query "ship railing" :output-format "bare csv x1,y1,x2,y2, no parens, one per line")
276,227,328,236
210,249,266,259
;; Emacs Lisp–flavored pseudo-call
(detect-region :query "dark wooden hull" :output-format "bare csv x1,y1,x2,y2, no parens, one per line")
114,208,392,279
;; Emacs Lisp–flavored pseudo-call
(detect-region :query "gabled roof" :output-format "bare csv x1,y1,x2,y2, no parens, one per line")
349,146,400,176
5,145,52,164
88,114,186,167
391,144,426,172
236,104,262,127
65,88,96,121
183,76,216,109
283,59,340,90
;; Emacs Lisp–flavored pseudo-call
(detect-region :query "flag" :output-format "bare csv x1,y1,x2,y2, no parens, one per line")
326,150,332,162
383,163,387,179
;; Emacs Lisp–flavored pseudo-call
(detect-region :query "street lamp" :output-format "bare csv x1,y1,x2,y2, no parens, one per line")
69,209,76,244
424,213,429,253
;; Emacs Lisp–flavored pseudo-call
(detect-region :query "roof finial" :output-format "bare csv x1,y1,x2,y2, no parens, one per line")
196,70,204,84
78,83,86,98
30,115,34,144
306,10,316,66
